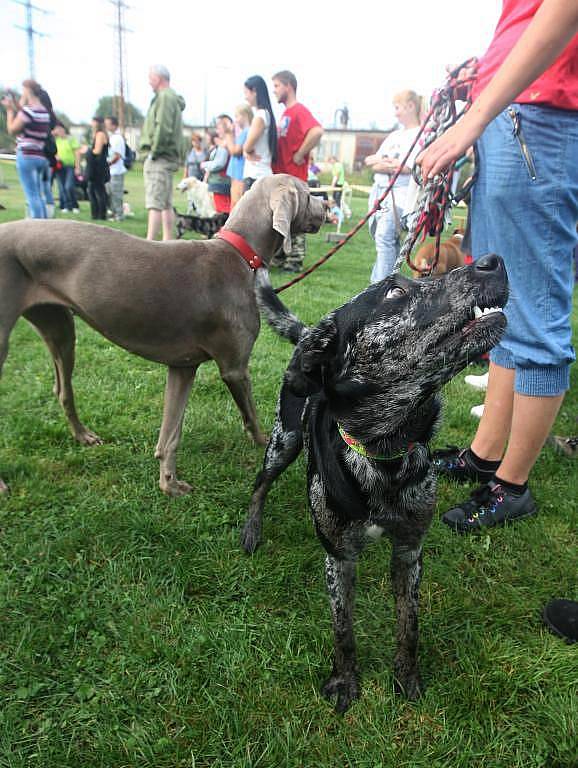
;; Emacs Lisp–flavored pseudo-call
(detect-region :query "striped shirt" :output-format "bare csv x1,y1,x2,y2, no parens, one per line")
16,105,50,157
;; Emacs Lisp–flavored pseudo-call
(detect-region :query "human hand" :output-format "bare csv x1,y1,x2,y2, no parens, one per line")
1,94,17,110
292,150,305,166
416,112,484,180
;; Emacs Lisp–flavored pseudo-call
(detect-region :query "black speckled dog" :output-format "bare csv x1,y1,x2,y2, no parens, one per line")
174,209,228,239
241,255,508,712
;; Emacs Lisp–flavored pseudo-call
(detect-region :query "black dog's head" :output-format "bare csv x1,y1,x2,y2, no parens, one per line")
286,254,508,434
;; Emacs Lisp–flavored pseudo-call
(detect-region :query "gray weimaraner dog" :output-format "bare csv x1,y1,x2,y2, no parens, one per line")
0,174,325,496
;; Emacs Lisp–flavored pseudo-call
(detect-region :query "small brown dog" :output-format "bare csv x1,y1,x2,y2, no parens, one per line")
412,231,465,277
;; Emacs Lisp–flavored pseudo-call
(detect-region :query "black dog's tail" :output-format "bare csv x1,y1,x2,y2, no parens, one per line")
255,270,306,345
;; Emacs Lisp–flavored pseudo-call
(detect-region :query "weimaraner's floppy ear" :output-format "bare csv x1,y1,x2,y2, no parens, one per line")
285,316,338,396
269,180,300,255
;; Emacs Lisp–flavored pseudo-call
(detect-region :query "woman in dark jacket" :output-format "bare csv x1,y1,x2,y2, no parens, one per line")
83,116,109,220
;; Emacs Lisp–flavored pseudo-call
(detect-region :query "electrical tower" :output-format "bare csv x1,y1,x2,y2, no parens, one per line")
12,0,50,80
110,0,131,131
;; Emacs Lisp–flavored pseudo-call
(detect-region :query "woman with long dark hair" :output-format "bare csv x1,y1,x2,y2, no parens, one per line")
83,116,109,220
242,75,277,191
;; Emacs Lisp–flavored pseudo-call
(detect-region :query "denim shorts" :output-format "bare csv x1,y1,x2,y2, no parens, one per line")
471,104,578,396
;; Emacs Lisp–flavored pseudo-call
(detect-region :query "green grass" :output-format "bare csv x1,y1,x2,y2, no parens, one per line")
0,160,576,768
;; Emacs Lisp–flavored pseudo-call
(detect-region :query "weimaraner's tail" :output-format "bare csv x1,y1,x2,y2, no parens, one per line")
254,270,306,346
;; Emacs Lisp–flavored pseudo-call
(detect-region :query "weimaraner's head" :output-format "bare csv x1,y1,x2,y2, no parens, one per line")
232,174,326,255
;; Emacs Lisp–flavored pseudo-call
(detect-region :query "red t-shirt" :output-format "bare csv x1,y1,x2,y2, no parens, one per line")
472,0,578,110
272,102,321,181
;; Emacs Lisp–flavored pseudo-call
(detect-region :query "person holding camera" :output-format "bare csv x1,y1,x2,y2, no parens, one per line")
1,79,51,218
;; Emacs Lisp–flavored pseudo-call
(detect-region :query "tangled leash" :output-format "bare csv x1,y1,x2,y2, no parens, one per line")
274,59,476,294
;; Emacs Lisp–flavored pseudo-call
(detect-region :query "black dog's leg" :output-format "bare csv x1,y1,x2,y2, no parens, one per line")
321,554,360,713
390,542,424,700
240,421,303,553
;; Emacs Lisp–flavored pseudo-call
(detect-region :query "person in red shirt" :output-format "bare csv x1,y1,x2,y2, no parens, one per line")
419,0,578,646
271,70,324,272
417,0,578,539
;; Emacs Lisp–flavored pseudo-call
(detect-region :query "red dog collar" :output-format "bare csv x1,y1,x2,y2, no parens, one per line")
215,229,263,270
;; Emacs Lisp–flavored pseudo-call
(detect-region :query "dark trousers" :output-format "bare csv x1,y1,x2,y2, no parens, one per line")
88,179,108,220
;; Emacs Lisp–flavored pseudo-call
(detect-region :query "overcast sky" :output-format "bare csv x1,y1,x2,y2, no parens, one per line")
2,0,502,129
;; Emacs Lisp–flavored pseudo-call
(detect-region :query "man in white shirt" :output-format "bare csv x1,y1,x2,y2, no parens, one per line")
105,116,126,221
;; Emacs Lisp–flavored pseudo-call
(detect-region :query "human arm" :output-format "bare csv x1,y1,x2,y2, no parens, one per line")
201,146,229,172
243,114,265,158
92,130,107,156
150,91,178,158
418,0,578,179
224,129,246,157
1,96,27,135
293,125,323,165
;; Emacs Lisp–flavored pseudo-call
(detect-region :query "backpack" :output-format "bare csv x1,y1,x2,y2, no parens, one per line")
123,142,136,170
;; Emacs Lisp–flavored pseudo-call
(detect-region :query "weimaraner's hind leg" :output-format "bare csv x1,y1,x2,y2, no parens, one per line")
221,367,267,446
155,365,197,497
23,305,103,446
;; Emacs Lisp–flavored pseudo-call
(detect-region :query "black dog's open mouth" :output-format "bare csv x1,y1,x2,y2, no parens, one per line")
462,303,505,336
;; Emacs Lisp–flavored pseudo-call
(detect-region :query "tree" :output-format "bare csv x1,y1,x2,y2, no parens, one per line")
94,96,144,127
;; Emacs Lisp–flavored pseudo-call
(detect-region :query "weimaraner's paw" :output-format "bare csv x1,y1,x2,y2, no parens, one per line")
160,474,193,497
0,478,10,495
74,428,104,446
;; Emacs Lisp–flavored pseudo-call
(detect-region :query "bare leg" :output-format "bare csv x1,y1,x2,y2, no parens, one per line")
161,207,175,241
155,365,197,496
471,362,515,461
24,305,102,445
470,361,565,483
220,368,267,446
497,392,564,484
147,209,162,240
321,554,360,713
390,542,424,700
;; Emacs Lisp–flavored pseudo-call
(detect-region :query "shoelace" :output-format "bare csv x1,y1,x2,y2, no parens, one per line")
432,446,467,469
466,483,504,522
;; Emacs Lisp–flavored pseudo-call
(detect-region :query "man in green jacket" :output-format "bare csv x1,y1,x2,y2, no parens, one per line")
140,65,186,240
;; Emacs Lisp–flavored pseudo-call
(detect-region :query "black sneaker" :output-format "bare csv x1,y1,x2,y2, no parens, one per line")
441,481,537,534
543,599,578,643
432,446,497,484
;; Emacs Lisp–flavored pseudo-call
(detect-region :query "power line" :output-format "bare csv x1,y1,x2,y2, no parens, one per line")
12,0,50,80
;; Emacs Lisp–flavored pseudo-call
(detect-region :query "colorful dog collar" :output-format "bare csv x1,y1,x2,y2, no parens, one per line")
337,423,411,462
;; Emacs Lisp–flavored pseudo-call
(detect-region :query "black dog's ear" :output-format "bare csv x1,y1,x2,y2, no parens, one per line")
285,316,338,396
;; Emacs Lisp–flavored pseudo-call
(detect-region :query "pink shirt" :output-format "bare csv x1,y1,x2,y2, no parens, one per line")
472,0,578,110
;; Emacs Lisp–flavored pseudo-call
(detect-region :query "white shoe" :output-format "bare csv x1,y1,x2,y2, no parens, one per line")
61,208,71,213
72,208,80,214
464,372,489,391
470,404,485,419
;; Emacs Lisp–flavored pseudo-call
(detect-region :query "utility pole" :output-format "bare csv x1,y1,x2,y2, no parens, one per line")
12,0,50,80
109,0,131,131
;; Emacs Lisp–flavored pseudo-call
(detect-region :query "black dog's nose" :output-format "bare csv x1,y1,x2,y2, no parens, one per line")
476,253,502,272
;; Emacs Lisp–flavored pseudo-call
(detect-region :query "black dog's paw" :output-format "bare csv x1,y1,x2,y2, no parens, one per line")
321,669,360,713
239,516,262,554
393,660,424,700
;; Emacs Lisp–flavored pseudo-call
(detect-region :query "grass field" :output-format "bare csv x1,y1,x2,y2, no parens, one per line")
0,160,576,768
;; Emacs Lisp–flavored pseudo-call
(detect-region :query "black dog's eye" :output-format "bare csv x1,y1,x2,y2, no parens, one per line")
385,286,406,299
